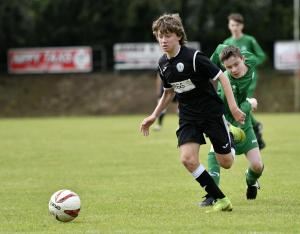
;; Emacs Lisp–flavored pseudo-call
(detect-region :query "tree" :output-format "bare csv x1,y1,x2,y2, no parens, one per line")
0,0,296,71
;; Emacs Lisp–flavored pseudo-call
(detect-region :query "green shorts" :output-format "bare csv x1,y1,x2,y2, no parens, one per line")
235,127,259,155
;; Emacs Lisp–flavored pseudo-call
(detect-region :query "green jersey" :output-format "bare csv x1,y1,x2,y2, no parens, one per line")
216,47,258,130
210,44,228,70
223,34,266,66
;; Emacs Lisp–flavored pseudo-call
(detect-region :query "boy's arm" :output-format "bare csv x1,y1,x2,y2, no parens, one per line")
217,81,252,115
155,73,163,97
140,89,175,136
245,98,258,111
251,38,266,65
210,50,222,69
218,73,246,124
152,89,175,118
210,44,227,70
239,100,252,114
239,98,258,118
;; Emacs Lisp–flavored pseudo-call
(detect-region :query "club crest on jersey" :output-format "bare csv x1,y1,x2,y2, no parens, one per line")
176,63,184,72
241,46,247,51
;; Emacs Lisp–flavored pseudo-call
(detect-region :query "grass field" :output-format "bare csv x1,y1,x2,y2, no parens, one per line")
0,114,299,234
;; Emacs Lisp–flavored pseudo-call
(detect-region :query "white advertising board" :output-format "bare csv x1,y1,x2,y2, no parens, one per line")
114,42,200,70
274,41,300,70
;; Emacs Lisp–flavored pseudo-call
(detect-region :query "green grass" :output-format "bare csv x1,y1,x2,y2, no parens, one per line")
0,114,299,233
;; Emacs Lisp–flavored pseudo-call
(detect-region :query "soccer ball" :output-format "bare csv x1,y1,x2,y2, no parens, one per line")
48,189,81,222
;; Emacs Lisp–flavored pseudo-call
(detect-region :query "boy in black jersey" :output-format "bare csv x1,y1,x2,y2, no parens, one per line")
140,13,245,212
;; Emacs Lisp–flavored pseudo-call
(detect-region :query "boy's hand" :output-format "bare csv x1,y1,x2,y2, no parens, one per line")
246,98,258,111
140,115,156,136
231,106,246,124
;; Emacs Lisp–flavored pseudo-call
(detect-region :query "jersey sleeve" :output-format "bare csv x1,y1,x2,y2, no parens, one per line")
158,65,172,89
210,49,221,68
250,37,266,65
217,81,225,101
195,52,222,81
242,51,258,68
210,44,227,70
218,76,251,115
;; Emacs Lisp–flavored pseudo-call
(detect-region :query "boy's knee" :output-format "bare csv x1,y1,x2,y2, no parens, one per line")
180,153,191,165
217,156,233,169
180,153,198,169
251,162,264,173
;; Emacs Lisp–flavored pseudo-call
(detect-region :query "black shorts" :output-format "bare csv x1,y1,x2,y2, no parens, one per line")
176,115,231,154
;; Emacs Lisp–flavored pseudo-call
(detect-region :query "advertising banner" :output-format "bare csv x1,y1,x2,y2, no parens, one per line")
114,42,200,70
8,47,92,74
274,41,300,70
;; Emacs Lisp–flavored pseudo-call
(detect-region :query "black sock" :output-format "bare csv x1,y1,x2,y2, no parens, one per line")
196,170,225,199
158,113,164,125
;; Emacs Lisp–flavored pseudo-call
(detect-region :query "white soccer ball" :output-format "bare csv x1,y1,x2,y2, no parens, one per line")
48,189,81,222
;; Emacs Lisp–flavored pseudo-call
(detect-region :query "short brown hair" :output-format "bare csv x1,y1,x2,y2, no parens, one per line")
228,13,244,24
152,13,187,45
220,45,243,62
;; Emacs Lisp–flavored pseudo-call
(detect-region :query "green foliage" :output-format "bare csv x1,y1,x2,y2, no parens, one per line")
0,114,299,233
0,0,296,69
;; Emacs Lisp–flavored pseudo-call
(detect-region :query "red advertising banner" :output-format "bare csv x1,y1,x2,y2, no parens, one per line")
8,47,92,74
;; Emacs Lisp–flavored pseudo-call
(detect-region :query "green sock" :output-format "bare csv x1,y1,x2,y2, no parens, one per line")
250,113,258,126
207,151,220,186
246,166,263,186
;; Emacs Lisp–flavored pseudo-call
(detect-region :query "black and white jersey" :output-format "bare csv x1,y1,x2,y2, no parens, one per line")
158,46,225,120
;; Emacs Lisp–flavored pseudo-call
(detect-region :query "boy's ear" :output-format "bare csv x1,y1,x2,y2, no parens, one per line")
177,34,182,41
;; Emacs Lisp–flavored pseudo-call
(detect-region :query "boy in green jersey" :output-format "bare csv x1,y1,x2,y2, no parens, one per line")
223,13,266,150
201,45,264,206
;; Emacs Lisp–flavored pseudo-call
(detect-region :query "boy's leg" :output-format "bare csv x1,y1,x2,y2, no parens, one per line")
199,150,220,207
252,115,266,150
205,116,242,169
208,150,220,185
200,116,243,208
250,112,258,126
208,122,246,186
248,74,266,150
245,147,264,199
158,111,165,125
153,109,166,131
179,143,232,211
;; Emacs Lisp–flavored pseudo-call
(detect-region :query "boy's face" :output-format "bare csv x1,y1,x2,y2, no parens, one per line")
157,31,181,55
228,19,244,35
223,55,246,78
